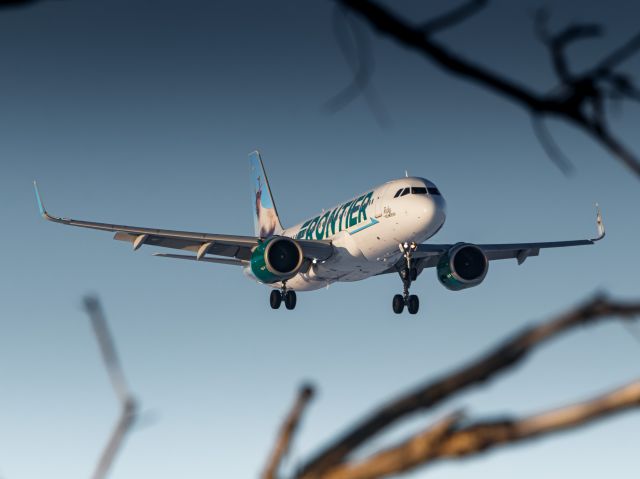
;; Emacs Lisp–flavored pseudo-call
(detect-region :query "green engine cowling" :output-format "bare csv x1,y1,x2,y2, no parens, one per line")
250,236,304,284
437,243,489,291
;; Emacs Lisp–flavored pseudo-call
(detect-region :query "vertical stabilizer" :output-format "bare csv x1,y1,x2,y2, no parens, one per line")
250,151,284,238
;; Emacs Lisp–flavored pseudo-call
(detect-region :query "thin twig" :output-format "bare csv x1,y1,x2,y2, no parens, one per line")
263,384,315,479
325,6,391,126
420,0,488,34
531,114,575,175
84,296,138,479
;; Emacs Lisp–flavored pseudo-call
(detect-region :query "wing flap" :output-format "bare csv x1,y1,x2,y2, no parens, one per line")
35,182,334,263
153,253,246,266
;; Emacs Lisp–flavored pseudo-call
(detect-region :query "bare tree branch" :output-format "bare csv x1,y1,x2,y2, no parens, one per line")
531,115,575,175
420,0,488,34
534,9,602,83
431,380,640,459
325,6,391,127
316,381,640,479
297,294,640,477
263,384,315,479
334,0,640,177
316,412,463,479
84,296,138,479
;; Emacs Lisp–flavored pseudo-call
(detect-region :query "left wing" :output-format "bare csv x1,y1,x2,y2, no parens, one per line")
33,182,333,263
383,205,605,272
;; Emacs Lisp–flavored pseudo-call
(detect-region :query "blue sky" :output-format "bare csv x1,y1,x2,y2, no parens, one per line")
1,1,639,478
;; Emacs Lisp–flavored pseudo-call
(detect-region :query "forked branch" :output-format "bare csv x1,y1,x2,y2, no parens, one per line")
295,294,640,477
84,296,139,479
333,0,640,176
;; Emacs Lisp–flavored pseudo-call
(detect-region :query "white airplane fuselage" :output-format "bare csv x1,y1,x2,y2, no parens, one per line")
243,177,447,291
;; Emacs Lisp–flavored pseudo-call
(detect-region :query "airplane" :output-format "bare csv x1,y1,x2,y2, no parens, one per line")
33,151,605,314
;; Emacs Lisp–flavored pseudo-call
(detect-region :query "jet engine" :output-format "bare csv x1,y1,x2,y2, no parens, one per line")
437,243,488,291
250,236,304,283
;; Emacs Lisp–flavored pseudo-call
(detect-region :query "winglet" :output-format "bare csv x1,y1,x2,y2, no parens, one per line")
33,181,60,222
592,203,605,241
33,180,46,217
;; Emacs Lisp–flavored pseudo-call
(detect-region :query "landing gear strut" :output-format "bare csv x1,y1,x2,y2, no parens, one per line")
270,281,297,310
393,242,420,314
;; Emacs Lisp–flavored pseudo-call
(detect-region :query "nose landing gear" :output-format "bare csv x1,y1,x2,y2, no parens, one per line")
393,242,420,315
270,281,297,310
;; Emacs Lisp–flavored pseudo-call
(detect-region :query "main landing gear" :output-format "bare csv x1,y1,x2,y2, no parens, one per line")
270,282,297,310
393,242,420,315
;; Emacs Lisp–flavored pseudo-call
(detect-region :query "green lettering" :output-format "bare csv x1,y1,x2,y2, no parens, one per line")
340,201,353,231
305,216,319,240
316,211,330,240
358,192,373,223
327,207,340,237
349,197,362,227
297,219,311,239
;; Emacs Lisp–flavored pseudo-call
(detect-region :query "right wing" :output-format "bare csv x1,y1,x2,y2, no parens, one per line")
378,205,605,274
33,182,333,263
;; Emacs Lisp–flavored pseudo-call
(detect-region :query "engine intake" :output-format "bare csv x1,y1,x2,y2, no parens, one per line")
250,237,304,283
437,243,488,291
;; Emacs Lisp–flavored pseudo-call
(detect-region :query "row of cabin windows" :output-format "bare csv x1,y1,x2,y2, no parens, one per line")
393,186,441,198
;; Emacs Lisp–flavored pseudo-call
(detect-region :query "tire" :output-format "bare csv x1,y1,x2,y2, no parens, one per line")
270,290,282,309
407,295,419,314
284,290,297,310
392,294,405,314
410,268,418,281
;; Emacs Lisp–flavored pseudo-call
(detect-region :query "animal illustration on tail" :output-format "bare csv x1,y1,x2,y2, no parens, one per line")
250,151,283,238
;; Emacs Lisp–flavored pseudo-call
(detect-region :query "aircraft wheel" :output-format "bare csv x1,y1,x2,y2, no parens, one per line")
392,294,405,314
270,290,282,309
407,295,419,314
284,290,297,310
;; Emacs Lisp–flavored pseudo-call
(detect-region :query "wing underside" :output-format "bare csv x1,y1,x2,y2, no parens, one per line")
381,206,605,275
33,182,333,264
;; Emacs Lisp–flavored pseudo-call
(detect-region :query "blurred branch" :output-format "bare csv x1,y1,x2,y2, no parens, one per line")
333,0,640,177
0,0,45,8
326,6,391,127
263,384,315,479
84,296,138,479
316,382,640,479
317,412,463,479
531,115,574,175
420,0,487,34
296,294,640,477
535,10,602,83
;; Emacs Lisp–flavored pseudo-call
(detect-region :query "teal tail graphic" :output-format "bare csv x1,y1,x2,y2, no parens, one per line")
250,151,284,238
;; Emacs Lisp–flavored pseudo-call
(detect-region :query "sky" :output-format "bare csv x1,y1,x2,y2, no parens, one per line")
1,0,640,478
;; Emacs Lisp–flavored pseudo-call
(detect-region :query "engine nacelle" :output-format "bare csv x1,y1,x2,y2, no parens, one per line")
437,243,488,291
250,236,304,284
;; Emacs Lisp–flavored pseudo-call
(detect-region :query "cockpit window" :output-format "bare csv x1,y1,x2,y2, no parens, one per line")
393,189,403,198
400,187,410,197
427,187,441,195
411,187,427,195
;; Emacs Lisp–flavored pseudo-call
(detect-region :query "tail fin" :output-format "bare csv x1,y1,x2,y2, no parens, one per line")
250,151,284,238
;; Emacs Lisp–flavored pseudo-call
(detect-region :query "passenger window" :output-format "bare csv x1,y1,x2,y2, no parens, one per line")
400,188,410,197
411,187,427,195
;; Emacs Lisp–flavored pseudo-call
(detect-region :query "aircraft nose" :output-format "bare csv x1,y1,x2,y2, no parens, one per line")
433,191,446,214
414,194,436,223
